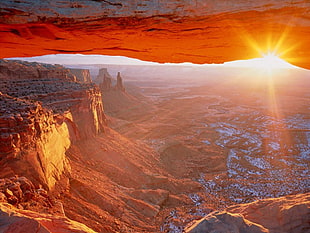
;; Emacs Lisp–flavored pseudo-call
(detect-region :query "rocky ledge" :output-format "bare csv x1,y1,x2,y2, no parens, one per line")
0,202,96,233
0,59,106,189
185,193,310,233
0,175,97,231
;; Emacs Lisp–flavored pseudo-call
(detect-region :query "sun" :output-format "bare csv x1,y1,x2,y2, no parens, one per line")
225,50,296,74
236,51,296,75
260,52,285,73
260,51,297,74
262,51,282,65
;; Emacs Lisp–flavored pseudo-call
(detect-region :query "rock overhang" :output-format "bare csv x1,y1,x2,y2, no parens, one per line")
0,0,309,69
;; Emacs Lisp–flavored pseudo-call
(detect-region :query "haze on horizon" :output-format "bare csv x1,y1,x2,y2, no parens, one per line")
7,53,304,70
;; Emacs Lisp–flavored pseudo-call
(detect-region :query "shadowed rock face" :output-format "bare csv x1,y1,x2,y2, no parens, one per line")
0,1,310,68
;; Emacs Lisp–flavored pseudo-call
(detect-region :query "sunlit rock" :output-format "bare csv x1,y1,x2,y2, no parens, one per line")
0,202,97,233
0,59,106,189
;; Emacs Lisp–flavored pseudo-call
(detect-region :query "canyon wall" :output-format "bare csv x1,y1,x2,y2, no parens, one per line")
0,59,106,189
0,93,71,189
0,1,309,68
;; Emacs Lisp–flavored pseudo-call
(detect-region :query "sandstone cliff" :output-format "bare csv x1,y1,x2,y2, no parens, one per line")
0,59,106,189
0,93,71,189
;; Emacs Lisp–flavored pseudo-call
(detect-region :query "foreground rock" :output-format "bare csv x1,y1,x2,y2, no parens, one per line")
185,193,310,233
0,203,97,233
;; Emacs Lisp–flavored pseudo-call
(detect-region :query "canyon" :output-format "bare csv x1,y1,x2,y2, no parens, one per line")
1,58,308,232
0,0,309,232
98,63,310,232
0,59,206,232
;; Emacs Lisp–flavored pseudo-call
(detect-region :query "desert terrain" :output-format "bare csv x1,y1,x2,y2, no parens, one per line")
86,63,310,231
0,59,309,233
0,0,310,232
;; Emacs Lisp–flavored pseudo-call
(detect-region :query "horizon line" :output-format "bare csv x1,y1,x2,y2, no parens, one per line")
5,53,307,70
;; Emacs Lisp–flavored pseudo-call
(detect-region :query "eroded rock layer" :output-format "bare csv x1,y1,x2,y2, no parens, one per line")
0,59,106,189
0,1,310,68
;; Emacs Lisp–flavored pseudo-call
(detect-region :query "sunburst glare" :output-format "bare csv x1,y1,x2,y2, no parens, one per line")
259,51,292,75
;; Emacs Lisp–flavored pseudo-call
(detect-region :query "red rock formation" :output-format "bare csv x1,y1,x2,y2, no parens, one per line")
185,193,310,233
0,1,309,68
99,75,112,91
0,176,55,211
0,59,106,189
0,59,76,82
115,72,125,92
69,68,92,83
95,68,112,87
0,203,97,233
0,92,71,189
97,69,125,92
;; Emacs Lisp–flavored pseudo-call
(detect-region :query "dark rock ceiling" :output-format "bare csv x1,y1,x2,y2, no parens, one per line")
0,0,309,68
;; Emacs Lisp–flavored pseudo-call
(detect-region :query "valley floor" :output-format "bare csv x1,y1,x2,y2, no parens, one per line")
100,71,310,231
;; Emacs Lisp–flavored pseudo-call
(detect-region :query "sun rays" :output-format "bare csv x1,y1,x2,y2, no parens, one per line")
242,51,295,74
228,6,305,69
230,19,300,161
